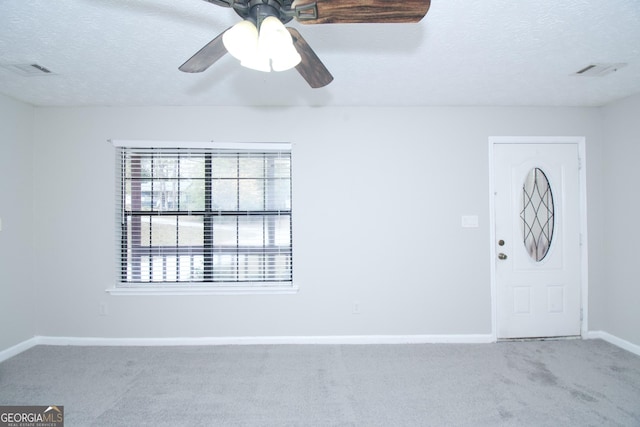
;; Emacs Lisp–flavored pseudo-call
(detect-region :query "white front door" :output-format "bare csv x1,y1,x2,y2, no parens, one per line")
493,141,582,339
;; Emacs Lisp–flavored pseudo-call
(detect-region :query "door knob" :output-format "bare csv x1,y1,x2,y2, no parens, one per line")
498,253,508,260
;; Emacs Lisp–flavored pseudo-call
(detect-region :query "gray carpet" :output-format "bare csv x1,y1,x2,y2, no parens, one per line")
1,339,639,426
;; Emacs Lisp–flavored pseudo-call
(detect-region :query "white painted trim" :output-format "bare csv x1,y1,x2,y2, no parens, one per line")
109,140,291,151
577,139,589,335
4,333,638,360
0,337,40,363
488,136,588,339
488,141,498,341
586,331,640,357
35,335,495,347
106,285,299,296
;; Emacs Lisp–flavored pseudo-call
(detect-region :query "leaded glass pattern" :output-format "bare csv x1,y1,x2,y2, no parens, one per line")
521,167,555,262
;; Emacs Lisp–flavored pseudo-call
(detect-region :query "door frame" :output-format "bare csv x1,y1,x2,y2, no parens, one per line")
488,136,589,340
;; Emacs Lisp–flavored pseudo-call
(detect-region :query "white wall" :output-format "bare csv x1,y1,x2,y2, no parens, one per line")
29,105,604,340
0,94,36,351
601,93,640,346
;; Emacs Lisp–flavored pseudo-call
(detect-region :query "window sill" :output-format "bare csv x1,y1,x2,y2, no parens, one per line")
106,283,299,296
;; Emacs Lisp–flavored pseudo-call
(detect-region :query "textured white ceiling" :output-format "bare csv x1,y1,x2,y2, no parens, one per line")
0,0,639,107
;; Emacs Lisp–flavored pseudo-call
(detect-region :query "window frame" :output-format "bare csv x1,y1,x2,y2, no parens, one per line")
108,140,297,296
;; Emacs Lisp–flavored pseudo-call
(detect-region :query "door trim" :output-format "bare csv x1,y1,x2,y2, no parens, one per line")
488,136,589,341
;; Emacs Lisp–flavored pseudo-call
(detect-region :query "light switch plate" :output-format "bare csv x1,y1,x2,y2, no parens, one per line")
461,215,479,228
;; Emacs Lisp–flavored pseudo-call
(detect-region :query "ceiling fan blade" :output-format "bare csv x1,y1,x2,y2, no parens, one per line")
287,28,333,88
296,0,430,24
202,0,232,7
179,29,230,73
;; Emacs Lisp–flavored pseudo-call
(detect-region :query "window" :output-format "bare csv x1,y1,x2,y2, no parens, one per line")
111,141,294,294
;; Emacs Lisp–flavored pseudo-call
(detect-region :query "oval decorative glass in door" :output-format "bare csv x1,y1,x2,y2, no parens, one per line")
520,168,555,261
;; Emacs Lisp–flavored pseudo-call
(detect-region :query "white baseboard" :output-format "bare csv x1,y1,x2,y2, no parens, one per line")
586,330,640,357
6,332,638,362
0,337,40,363
36,334,495,347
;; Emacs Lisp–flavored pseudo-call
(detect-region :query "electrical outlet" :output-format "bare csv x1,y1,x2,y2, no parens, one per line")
352,301,361,315
461,215,479,228
99,302,108,316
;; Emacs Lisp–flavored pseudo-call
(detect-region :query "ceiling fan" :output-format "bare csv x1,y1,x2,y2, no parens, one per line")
179,0,431,88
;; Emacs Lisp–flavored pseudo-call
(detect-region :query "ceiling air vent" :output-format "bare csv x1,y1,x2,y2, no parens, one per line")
573,63,627,77
0,63,54,76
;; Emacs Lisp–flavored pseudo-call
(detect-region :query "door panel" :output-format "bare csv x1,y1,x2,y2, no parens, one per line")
494,143,581,339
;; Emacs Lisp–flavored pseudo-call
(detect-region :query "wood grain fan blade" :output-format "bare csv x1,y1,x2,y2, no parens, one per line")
179,29,230,73
297,0,430,24
288,28,333,88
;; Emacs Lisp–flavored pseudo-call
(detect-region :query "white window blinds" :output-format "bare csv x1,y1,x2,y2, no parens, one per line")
113,141,292,289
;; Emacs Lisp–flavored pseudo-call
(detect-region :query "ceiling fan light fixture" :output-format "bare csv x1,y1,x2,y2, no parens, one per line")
222,16,301,73
271,45,302,72
258,16,292,56
181,0,432,87
222,19,259,62
259,16,301,72
240,53,271,73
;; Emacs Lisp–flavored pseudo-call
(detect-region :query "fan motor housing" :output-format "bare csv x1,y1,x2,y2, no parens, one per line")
233,0,295,25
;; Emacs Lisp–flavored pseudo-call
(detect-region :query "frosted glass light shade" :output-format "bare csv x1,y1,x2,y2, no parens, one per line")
222,17,301,73
222,20,259,62
271,45,302,72
258,16,301,72
241,54,271,73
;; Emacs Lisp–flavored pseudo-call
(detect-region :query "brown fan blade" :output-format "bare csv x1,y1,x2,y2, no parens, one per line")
179,29,230,73
202,0,232,7
296,0,430,24
288,28,333,88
